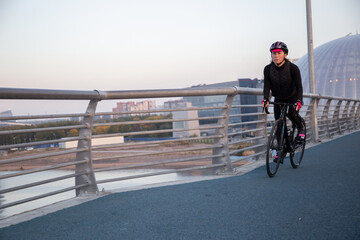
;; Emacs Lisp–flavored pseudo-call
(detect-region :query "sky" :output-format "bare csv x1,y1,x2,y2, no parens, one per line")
0,0,359,115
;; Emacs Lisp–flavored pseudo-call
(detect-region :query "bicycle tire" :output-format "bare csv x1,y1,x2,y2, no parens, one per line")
290,118,306,168
266,120,285,177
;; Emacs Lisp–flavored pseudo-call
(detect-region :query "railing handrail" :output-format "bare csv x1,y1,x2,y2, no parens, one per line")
1,87,359,102
0,87,240,100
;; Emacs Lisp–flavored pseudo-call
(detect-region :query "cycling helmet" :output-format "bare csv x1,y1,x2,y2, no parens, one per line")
270,41,288,54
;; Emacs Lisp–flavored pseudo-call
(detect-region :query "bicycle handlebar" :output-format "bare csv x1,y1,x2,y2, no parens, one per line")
263,106,270,114
263,101,294,115
269,101,294,106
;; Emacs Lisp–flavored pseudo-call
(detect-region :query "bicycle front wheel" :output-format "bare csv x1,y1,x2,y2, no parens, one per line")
290,119,306,168
266,120,284,177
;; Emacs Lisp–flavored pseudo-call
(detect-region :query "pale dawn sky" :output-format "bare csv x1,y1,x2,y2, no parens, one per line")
0,0,359,114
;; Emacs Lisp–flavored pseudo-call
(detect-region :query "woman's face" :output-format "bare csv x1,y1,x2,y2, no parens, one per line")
271,51,287,65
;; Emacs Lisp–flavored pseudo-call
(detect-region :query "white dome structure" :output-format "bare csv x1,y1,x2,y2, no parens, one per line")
295,34,360,99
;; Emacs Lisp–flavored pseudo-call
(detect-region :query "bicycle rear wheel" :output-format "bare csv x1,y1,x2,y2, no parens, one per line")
266,120,285,177
290,119,306,168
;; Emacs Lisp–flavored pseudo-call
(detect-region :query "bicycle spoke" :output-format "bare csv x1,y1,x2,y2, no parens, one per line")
266,120,283,177
290,120,306,168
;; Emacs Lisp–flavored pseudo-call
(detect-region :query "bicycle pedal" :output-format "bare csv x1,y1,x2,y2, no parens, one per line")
273,157,284,164
295,141,303,148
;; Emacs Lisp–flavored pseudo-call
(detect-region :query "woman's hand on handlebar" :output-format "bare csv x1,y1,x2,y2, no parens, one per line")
262,99,270,114
295,100,302,111
262,99,269,108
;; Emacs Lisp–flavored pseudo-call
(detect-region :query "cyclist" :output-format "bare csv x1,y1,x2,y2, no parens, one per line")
262,41,305,159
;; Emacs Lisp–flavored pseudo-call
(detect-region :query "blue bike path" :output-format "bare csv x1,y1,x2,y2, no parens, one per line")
1,131,360,239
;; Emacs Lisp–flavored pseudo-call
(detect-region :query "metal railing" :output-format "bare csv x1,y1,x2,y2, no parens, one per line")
0,87,359,216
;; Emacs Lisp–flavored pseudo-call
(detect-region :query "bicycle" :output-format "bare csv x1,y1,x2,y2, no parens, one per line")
264,102,306,177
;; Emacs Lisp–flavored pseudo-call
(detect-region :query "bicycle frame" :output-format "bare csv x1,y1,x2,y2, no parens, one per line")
272,102,293,152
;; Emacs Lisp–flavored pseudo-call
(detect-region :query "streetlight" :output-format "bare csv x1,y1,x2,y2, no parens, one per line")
306,0,319,142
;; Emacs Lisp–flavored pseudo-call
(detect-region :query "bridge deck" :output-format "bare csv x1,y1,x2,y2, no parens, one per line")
1,131,360,239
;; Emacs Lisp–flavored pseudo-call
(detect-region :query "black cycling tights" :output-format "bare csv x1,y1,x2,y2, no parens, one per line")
274,102,304,132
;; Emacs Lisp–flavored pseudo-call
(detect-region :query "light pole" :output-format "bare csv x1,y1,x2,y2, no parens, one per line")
306,0,319,142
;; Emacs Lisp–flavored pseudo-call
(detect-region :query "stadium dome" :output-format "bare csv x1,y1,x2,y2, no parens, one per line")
295,34,360,99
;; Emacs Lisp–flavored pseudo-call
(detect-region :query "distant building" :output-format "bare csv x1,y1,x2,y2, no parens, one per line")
112,100,156,117
295,34,360,99
112,101,135,114
172,102,200,138
183,79,263,129
238,78,263,124
0,110,15,126
163,99,186,109
183,81,240,126
0,110,13,117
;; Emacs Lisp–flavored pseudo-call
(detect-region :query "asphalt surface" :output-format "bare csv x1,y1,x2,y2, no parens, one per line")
1,131,360,240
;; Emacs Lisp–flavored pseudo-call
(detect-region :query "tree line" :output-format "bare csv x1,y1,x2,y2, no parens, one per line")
0,114,172,146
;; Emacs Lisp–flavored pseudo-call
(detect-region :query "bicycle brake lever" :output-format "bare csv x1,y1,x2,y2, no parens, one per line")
263,107,270,114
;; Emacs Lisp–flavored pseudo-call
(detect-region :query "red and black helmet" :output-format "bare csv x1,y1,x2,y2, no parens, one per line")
270,41,288,54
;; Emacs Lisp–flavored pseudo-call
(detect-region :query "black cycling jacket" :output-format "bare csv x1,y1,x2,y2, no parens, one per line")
263,60,303,102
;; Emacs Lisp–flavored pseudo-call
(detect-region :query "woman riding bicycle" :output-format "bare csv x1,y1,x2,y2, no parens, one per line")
262,41,305,144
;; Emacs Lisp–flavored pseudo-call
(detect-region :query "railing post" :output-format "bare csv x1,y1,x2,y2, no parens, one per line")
75,100,99,196
321,99,332,139
349,101,357,131
212,94,235,174
355,102,360,130
333,100,342,135
342,101,351,133
306,98,319,142
256,106,267,160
